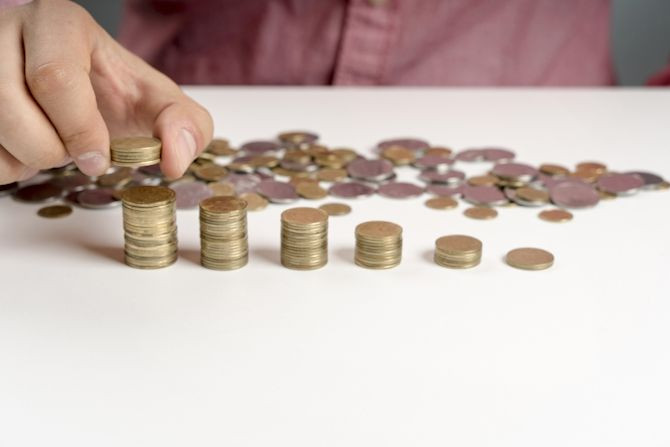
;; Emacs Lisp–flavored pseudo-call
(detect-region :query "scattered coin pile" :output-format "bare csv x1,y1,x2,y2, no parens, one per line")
355,221,403,269
199,196,249,270
434,235,483,269
280,207,329,270
121,186,178,269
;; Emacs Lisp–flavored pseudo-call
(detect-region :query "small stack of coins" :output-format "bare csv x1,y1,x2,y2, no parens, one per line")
434,235,482,269
121,186,177,269
354,221,403,269
199,196,248,270
111,136,162,167
281,207,328,270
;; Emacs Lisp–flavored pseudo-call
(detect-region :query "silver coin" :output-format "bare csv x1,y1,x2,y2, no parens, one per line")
419,169,465,185
377,182,424,199
425,184,464,197
623,171,665,190
491,162,538,182
549,182,600,208
455,148,486,162
504,187,544,207
596,173,645,196
77,188,121,209
377,138,429,153
483,147,516,162
49,172,94,191
224,173,262,194
0,182,19,197
256,180,299,203
171,181,213,209
240,140,281,156
347,158,395,182
462,185,508,206
412,155,453,171
329,181,376,199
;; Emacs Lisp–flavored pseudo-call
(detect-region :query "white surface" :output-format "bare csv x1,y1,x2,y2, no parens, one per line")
1,88,669,446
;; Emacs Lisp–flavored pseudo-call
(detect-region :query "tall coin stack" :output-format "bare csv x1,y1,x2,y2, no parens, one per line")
354,221,403,269
121,186,178,269
434,235,482,269
110,136,162,167
281,207,329,270
199,196,248,270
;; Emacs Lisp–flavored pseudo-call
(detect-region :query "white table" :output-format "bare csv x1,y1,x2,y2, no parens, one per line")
1,88,669,447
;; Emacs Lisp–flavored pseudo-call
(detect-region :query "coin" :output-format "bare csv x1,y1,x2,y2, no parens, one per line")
491,162,538,183
171,181,214,209
515,186,550,205
425,196,458,210
455,148,486,162
377,182,424,199
425,184,464,197
434,235,482,269
576,161,606,174
209,182,237,197
121,185,175,206
596,173,645,196
240,140,281,156
419,169,465,185
412,155,453,171
377,138,429,154
462,185,508,206
296,182,328,200
256,180,299,203
278,131,319,147
224,173,262,194
37,204,73,219
13,182,64,203
505,247,554,270
464,206,498,220
329,182,375,199
77,188,121,209
319,202,351,216
381,145,416,165
239,192,268,211
538,209,573,223
110,136,162,167
483,147,515,162
97,168,133,188
468,175,499,187
355,221,403,269
624,171,665,190
316,168,348,182
549,182,600,208
50,171,94,191
347,158,395,182
193,164,228,182
539,163,570,177
205,138,236,156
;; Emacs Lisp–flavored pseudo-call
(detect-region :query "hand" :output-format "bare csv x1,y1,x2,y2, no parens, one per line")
0,0,213,184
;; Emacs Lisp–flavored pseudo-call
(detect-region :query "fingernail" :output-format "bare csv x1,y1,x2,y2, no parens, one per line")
77,151,108,176
178,128,197,164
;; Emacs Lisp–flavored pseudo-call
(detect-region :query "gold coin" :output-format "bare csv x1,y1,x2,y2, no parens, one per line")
425,196,458,210
281,207,328,225
381,145,415,165
515,186,549,203
110,136,162,167
599,190,617,200
657,181,670,190
435,234,482,254
37,204,73,219
288,176,318,188
239,193,268,211
209,182,236,196
193,164,228,182
122,186,175,206
572,168,602,183
316,168,348,182
318,202,351,216
538,209,573,223
296,182,328,200
248,155,279,169
539,163,570,177
200,196,247,213
505,247,554,270
330,148,358,163
355,221,402,239
464,206,498,220
468,175,499,187
576,161,607,174
205,138,236,156
424,146,453,158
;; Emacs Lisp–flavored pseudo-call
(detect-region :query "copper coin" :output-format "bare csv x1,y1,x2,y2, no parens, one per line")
381,145,416,165
596,173,645,196
425,196,458,210
205,138,236,156
296,182,328,200
549,182,599,208
462,185,508,206
319,202,351,216
37,204,73,219
239,192,268,211
77,188,121,209
377,182,424,199
256,180,299,204
377,138,429,153
412,155,453,171
455,148,486,162
539,163,570,177
224,173,262,194
468,175,499,187
419,169,465,185
624,171,665,190
240,140,281,156
278,131,319,147
50,172,94,191
463,206,498,220
505,247,554,271
13,182,64,203
209,182,237,197
576,161,606,174
491,162,538,182
424,147,453,158
328,182,375,199
193,164,228,182
515,186,550,204
316,168,348,182
538,209,573,223
347,158,394,182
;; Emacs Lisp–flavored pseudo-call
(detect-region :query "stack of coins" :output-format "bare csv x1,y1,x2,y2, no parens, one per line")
280,207,328,270
121,186,177,269
111,136,162,167
434,234,482,269
199,196,248,270
354,221,403,269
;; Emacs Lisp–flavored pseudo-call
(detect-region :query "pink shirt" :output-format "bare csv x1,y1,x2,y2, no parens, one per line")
119,0,618,86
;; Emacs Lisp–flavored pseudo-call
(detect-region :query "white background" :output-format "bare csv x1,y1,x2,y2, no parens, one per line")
1,88,669,446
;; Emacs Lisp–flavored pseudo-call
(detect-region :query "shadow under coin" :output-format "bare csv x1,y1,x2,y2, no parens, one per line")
422,249,435,264
250,246,280,266
334,247,355,264
180,248,201,265
80,243,125,265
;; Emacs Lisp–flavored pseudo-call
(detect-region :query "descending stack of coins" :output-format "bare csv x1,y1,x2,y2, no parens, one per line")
111,136,162,167
121,186,177,269
434,235,482,269
199,196,248,270
354,221,403,269
280,207,328,270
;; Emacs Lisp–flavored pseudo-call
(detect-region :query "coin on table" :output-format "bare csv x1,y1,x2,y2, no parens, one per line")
419,169,465,186
256,180,299,203
623,171,665,190
377,138,429,154
110,136,162,167
319,202,351,216
278,131,319,147
13,182,64,203
240,140,281,156
596,173,645,196
412,155,453,171
329,181,375,199
657,181,670,190
209,182,237,197
347,158,395,182
425,184,463,197
468,175,499,187
425,196,458,210
505,247,554,271
37,204,73,219
464,206,498,220
455,148,486,162
491,162,538,183
538,208,573,223
576,161,607,175
462,185,508,206
377,182,424,199
296,182,328,200
50,171,94,191
482,147,515,162
539,163,570,177
316,168,348,182
239,192,268,211
205,138,236,156
549,182,600,208
515,186,550,204
97,167,133,188
77,188,121,209
381,145,416,165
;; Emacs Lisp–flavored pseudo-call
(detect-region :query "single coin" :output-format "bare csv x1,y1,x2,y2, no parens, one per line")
356,221,402,239
419,169,465,185
382,145,416,165
424,147,453,158
200,195,247,213
278,131,319,147
468,175,499,187
377,182,424,199
538,209,573,223
377,138,429,153
239,192,268,211
329,181,375,199
193,164,228,182
505,247,554,271
209,182,237,196
596,173,645,196
37,204,73,219
296,182,328,200
289,176,319,188
110,136,162,167
205,138,236,156
240,140,281,155
515,186,550,204
576,161,607,174
316,168,348,182
347,158,395,182
462,185,508,206
256,180,299,203
482,147,515,162
281,207,328,225
425,196,458,210
464,206,498,220
13,182,64,203
331,148,358,162
425,184,464,197
319,202,351,216
491,162,538,182
549,182,600,208
455,148,486,162
172,181,213,209
0,182,18,197
540,163,570,177
412,155,453,171
121,185,175,206
77,188,121,209
624,171,665,190
50,172,94,191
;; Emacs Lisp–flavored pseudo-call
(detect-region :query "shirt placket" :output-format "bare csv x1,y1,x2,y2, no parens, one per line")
333,0,399,85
